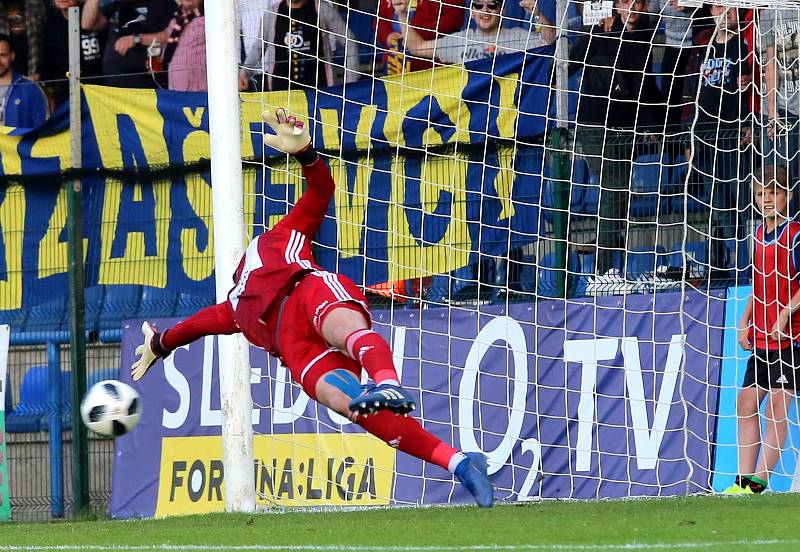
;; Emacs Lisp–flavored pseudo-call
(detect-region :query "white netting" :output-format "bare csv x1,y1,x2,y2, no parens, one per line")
233,0,800,506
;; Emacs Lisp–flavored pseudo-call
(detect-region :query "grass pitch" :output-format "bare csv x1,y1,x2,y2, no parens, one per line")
2,494,800,551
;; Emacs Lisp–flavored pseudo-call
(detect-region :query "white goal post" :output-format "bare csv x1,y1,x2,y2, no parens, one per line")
204,1,255,513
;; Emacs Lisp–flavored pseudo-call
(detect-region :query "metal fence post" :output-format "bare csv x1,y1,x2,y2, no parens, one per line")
67,5,89,517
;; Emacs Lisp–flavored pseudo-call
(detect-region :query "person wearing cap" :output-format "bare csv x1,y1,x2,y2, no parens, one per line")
397,0,544,65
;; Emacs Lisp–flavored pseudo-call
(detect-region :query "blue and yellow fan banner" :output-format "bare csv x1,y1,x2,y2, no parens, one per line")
0,47,554,315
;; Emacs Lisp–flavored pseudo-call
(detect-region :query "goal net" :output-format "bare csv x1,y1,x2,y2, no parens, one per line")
233,0,800,506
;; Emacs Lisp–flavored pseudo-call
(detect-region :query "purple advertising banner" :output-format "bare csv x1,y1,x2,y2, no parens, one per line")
111,290,725,518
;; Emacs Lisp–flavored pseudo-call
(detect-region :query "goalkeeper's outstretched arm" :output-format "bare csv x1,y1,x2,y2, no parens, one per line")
131,302,239,381
265,108,336,239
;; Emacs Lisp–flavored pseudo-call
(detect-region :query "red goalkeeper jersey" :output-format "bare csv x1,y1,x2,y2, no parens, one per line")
227,158,335,353
752,219,800,350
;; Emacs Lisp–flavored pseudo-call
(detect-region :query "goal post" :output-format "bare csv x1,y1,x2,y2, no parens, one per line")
204,1,255,513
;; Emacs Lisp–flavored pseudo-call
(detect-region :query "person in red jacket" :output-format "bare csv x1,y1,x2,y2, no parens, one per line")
131,108,494,508
725,165,800,495
376,0,464,75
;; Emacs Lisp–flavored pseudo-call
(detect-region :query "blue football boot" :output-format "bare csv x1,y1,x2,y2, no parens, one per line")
348,383,416,416
455,452,494,508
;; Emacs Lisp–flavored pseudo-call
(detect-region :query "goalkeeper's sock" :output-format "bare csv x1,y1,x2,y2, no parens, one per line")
345,329,400,386
747,476,767,493
357,409,459,471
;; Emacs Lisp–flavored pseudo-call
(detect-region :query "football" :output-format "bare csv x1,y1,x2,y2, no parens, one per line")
80,380,142,438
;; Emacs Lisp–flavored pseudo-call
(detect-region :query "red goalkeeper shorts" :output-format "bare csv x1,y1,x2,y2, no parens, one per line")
277,270,371,398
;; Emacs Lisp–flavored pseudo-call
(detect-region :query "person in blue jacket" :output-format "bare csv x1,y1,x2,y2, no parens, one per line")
0,33,47,128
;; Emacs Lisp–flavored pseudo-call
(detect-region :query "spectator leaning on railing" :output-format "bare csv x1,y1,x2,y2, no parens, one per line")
238,0,359,92
81,0,176,88
649,0,697,129
376,0,464,75
0,32,48,128
684,4,752,274
569,0,664,277
41,0,106,109
399,0,542,65
759,7,800,186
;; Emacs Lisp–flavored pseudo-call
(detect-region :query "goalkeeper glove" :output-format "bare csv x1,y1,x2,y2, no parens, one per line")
131,321,171,381
261,107,317,165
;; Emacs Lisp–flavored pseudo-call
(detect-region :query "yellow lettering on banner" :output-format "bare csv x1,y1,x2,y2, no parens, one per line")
155,433,394,516
331,157,372,258
354,105,377,150
266,166,304,230
83,86,169,169
182,107,205,128
30,132,70,172
0,185,25,310
182,129,209,168
98,178,169,287
37,188,89,279
181,174,214,282
0,135,21,176
496,72,520,139
495,147,516,221
383,67,471,148
243,167,256,240
382,80,406,147
319,109,340,150
181,134,214,280
390,155,470,279
239,91,309,159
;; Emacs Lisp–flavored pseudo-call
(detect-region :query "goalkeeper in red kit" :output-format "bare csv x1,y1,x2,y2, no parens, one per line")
130,108,494,507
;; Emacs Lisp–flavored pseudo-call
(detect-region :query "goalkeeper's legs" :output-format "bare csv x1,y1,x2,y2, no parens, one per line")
309,274,415,415
311,365,493,507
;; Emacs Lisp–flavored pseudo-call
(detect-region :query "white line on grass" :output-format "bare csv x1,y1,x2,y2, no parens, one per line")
1,542,799,551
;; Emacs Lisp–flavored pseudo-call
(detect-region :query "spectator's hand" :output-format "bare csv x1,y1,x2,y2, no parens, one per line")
386,31,402,48
738,74,751,90
519,0,536,12
684,147,692,163
391,0,408,17
386,53,407,74
740,127,752,147
738,326,753,351
115,35,137,56
770,309,790,342
670,0,685,10
28,73,40,82
602,16,614,32
261,107,312,154
239,70,252,92
768,117,786,141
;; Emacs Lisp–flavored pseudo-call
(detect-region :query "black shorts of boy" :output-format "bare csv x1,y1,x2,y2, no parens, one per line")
743,347,800,391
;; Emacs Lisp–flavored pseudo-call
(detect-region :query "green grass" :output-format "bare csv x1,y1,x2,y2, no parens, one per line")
3,495,800,551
